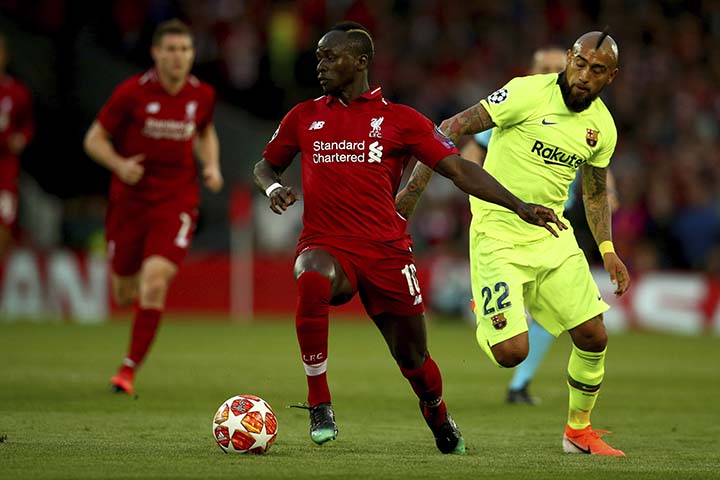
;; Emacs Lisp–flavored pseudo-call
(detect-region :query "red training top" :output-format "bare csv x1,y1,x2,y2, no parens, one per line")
0,74,33,188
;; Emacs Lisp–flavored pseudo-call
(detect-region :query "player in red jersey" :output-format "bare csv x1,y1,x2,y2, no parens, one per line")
0,33,33,259
253,22,565,453
83,19,222,395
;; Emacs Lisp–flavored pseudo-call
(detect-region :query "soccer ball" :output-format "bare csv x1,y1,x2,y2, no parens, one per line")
212,394,278,454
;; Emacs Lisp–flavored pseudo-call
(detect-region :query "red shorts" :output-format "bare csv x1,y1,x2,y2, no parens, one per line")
106,198,198,276
0,159,19,230
297,236,425,317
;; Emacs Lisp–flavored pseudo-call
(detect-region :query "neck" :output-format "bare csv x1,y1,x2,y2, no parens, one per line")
336,76,370,104
157,69,186,95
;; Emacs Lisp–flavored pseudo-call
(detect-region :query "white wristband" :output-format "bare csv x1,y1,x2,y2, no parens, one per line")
265,182,283,197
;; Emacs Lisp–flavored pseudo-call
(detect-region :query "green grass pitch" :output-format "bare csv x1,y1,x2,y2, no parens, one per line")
1,317,719,479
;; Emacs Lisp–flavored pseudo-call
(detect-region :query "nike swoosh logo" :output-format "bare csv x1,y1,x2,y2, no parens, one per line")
542,119,557,125
543,160,573,168
566,438,592,454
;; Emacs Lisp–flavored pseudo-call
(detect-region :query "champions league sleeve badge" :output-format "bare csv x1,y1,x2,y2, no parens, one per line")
487,88,508,104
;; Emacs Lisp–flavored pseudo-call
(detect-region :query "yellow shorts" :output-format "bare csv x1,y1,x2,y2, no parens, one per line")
469,228,609,363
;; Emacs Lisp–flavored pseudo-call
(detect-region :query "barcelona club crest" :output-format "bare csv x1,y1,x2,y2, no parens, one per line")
491,313,507,330
586,128,599,147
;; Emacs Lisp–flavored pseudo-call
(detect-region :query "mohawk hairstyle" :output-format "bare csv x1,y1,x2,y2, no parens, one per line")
595,26,611,49
330,21,375,61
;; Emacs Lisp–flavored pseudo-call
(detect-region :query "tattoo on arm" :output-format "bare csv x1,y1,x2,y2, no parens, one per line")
395,161,435,218
581,164,612,244
439,102,495,144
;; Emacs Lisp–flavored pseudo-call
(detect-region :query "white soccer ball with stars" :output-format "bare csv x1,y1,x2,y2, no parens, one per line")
212,394,278,454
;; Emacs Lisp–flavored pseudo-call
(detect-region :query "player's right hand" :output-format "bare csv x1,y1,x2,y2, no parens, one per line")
516,203,567,237
115,154,145,185
268,186,299,215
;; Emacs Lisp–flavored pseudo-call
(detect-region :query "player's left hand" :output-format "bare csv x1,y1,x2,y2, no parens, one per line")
7,133,27,155
516,203,567,237
203,166,224,193
602,252,630,297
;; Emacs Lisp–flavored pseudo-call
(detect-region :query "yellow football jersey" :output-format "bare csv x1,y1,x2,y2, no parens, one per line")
471,73,617,243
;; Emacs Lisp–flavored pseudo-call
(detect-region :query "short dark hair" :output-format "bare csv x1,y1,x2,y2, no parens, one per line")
330,21,374,61
152,19,192,46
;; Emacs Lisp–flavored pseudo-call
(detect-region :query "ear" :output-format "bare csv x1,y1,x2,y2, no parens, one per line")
356,53,369,71
606,67,618,85
150,45,159,62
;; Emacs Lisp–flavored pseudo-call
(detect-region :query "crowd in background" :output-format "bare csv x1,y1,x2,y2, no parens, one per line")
1,0,719,274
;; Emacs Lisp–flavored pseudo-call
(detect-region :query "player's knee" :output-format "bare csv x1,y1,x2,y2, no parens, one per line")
296,271,331,313
571,314,608,352
139,272,170,305
113,289,136,307
491,342,528,368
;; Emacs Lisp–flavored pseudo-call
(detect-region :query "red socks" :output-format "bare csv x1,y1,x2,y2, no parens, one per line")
296,271,332,406
400,355,443,404
126,308,162,368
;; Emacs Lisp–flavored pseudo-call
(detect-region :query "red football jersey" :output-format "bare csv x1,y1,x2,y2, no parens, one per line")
97,69,215,204
0,74,33,189
263,87,458,245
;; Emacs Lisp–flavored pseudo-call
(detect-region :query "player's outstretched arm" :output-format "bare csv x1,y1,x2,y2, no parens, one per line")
83,121,145,185
395,102,495,219
195,123,223,193
435,154,567,237
253,158,299,215
581,164,630,296
395,161,434,219
440,101,495,145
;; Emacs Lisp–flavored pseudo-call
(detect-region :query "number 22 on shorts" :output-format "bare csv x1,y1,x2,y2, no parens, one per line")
174,212,193,248
481,282,512,315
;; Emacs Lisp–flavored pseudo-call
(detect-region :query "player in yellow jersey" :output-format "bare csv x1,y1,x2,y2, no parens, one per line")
396,31,629,456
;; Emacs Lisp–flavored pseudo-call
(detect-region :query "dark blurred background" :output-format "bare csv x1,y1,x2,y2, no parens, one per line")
0,0,718,321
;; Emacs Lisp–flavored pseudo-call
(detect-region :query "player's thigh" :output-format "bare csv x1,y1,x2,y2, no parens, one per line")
470,232,531,354
111,273,139,306
294,246,356,304
357,247,424,318
144,203,198,268
106,202,146,277
528,248,608,336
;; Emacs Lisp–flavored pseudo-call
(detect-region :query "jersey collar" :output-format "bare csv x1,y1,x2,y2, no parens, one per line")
325,86,384,106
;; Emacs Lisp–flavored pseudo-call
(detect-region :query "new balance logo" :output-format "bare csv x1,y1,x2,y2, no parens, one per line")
368,141,383,163
309,121,325,130
413,294,423,306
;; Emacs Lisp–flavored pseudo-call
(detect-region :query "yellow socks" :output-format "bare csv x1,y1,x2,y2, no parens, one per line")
567,345,606,429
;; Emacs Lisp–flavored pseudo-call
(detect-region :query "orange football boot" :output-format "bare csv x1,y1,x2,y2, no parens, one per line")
563,424,625,456
110,367,135,395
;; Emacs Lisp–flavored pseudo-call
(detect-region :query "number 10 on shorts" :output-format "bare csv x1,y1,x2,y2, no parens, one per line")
401,263,422,295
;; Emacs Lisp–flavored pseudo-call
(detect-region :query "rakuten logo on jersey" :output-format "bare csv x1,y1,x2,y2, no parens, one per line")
531,140,586,168
312,140,383,164
142,118,195,140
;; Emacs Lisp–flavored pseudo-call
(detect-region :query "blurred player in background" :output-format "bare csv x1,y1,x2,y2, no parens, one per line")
397,31,629,456
0,33,33,259
462,47,618,406
253,22,564,454
84,19,222,395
